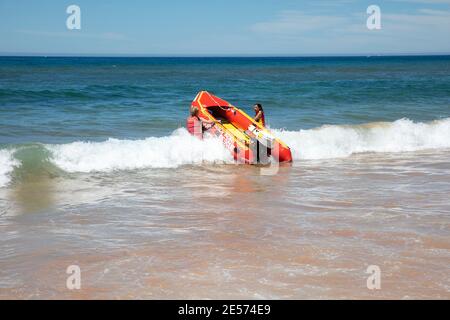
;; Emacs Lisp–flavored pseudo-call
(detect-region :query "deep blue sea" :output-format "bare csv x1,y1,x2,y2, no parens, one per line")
1,56,449,144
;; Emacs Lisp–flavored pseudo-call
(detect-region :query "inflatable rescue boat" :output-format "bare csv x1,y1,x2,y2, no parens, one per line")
189,91,292,164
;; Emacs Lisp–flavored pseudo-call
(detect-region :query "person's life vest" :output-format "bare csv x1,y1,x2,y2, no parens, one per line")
256,111,266,127
186,116,203,139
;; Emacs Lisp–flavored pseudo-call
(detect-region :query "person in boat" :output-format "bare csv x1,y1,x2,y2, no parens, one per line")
186,106,216,139
253,103,265,127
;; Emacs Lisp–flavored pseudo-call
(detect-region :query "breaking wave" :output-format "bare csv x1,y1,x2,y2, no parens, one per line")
0,149,19,187
47,128,233,172
274,118,450,160
1,118,450,182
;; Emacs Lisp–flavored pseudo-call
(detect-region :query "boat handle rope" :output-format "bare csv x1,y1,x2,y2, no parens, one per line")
206,91,231,112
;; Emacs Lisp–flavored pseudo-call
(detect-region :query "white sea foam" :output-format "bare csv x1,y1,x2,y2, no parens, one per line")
47,128,234,172
44,118,450,172
274,118,450,160
0,149,19,187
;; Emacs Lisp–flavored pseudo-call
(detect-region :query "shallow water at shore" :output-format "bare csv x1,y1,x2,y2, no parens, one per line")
1,149,449,299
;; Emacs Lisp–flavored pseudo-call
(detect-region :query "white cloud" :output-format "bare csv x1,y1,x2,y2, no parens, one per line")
417,8,450,14
249,8,450,54
251,10,349,35
382,11,450,32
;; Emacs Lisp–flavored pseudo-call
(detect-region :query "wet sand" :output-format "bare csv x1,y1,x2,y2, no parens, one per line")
0,150,449,299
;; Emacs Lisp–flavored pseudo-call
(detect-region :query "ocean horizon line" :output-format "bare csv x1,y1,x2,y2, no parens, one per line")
1,53,450,59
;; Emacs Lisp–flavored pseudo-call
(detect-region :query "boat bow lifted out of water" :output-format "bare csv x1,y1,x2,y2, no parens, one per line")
190,91,293,164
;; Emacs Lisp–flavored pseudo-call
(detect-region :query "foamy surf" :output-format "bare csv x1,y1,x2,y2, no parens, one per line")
47,128,234,173
2,118,450,177
0,149,19,187
274,118,450,160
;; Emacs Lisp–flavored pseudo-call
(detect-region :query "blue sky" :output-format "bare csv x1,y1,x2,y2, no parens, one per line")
1,0,449,56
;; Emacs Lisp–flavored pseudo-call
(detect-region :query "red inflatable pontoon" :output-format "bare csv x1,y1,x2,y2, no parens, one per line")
189,91,293,164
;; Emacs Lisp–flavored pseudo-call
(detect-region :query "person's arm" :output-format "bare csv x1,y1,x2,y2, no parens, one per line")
254,111,262,122
202,119,215,125
201,118,217,130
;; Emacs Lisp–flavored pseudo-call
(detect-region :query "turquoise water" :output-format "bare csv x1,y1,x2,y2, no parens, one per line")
1,56,450,299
